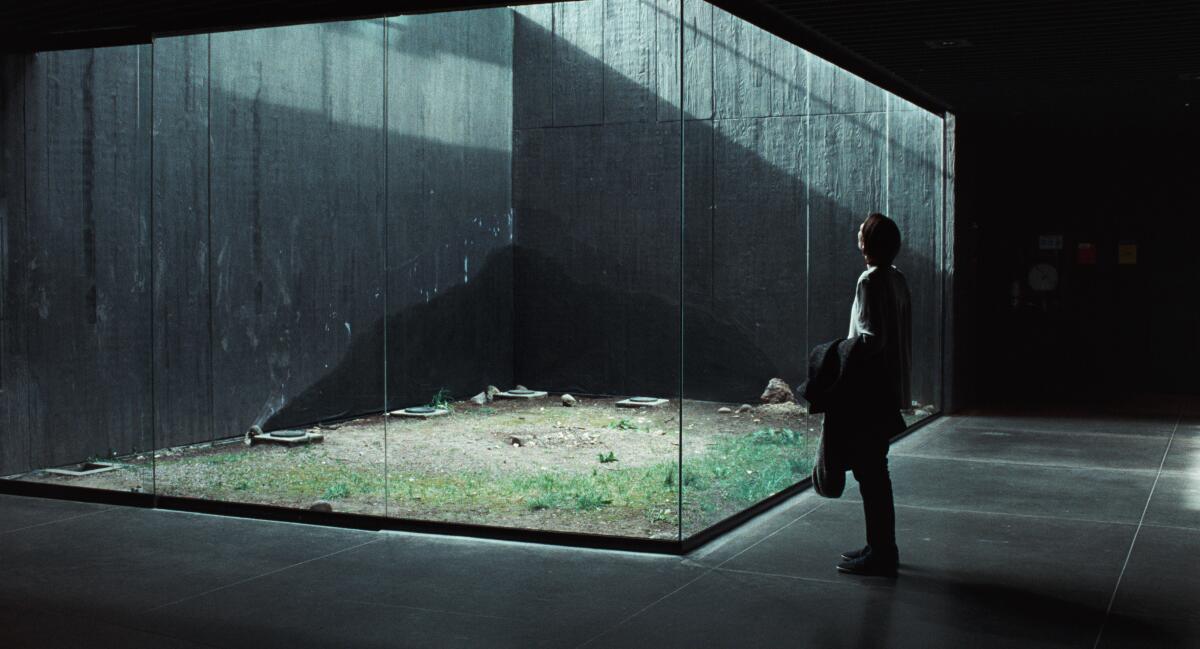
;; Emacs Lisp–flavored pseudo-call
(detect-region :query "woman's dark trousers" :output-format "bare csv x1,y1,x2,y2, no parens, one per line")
851,448,898,562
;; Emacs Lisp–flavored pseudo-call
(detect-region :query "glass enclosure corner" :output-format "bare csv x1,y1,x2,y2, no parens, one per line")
0,0,946,545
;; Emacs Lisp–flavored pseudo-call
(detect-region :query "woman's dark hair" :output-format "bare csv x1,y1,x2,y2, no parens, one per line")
862,212,902,266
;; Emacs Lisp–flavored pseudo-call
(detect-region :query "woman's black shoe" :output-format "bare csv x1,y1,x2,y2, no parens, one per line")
841,545,870,561
836,553,898,577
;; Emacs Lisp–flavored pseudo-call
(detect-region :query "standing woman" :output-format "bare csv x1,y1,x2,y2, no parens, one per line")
835,212,912,577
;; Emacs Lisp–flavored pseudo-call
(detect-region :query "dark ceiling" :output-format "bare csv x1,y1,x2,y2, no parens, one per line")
3,0,1198,116
743,0,1200,116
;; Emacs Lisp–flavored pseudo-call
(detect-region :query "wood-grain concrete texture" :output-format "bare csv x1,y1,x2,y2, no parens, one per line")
0,1,947,475
1,46,153,473
0,11,515,474
512,0,946,403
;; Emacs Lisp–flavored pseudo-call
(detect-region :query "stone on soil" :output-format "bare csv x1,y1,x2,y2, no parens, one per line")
717,406,732,414
760,378,794,404
562,394,577,407
310,500,334,513
470,392,489,405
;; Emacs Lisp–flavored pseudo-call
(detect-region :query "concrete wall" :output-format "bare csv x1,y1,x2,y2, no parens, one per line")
0,12,514,475
512,0,946,404
0,0,946,475
1,47,153,474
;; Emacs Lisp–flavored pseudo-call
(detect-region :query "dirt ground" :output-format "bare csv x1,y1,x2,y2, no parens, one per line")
13,394,933,539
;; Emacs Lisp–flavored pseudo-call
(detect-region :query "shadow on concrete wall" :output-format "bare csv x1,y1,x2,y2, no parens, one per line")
1,3,948,473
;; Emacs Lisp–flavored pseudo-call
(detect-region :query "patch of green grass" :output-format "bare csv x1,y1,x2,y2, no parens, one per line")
678,427,815,518
606,418,639,431
575,492,612,511
152,425,817,532
323,482,351,500
428,388,454,412
157,447,386,504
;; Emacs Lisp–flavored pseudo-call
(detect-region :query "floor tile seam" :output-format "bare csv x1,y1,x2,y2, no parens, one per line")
116,619,229,649
1103,607,1200,624
576,502,831,649
949,424,1175,440
711,565,845,586
832,498,1142,528
682,497,828,564
139,535,386,614
1138,522,1200,534
343,598,513,621
889,452,1164,474
1092,412,1180,649
1155,466,1200,477
0,506,112,537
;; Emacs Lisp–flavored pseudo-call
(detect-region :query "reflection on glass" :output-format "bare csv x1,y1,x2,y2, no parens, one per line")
0,45,154,496
0,0,945,545
680,3,946,536
146,22,390,514
381,1,682,540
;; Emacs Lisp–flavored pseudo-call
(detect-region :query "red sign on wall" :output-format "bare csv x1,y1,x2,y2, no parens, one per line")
1077,242,1097,265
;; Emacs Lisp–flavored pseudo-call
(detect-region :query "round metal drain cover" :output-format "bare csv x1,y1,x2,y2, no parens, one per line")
405,406,437,414
269,429,306,438
508,389,537,395
629,397,659,403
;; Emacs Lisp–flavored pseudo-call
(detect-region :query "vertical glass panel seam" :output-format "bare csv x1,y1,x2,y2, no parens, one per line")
677,0,685,543
144,43,157,497
382,15,390,517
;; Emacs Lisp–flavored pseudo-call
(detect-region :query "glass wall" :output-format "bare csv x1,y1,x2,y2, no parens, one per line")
0,1,946,544
148,22,390,514
0,45,154,496
679,2,946,535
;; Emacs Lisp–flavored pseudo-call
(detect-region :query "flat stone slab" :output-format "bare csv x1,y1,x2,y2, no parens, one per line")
44,462,121,477
252,431,325,446
387,407,451,419
495,390,549,400
616,397,670,409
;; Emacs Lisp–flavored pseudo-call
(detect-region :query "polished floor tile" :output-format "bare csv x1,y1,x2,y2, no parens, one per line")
1,594,217,649
0,492,111,534
721,499,1135,609
683,488,828,568
1110,525,1200,621
1097,613,1200,649
1161,436,1200,474
0,506,379,617
1142,473,1200,530
950,414,1177,438
899,426,1170,471
584,566,1105,649
845,455,1158,524
135,533,704,649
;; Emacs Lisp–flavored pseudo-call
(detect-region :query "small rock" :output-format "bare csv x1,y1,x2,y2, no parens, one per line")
736,404,753,414
760,378,794,404
470,392,489,405
486,385,501,401
717,407,733,414
509,436,524,447
515,384,528,391
562,394,577,407
309,500,333,513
